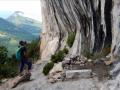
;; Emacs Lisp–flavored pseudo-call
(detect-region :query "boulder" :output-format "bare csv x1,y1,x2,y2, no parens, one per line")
48,78,56,83
62,57,71,69
49,62,63,75
1,79,8,83
101,56,115,65
80,55,87,61
104,60,114,65
48,62,64,83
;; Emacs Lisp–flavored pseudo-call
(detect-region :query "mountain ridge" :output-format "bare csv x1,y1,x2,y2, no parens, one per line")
0,12,42,55
7,11,41,28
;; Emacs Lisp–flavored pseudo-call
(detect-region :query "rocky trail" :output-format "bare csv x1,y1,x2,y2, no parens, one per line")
0,60,103,90
0,59,120,90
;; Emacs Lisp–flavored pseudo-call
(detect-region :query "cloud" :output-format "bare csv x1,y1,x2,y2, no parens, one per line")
0,0,42,21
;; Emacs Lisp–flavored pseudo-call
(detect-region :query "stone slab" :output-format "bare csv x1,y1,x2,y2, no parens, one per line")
65,69,92,79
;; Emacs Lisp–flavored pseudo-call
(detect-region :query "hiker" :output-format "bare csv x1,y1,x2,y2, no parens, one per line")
18,40,32,76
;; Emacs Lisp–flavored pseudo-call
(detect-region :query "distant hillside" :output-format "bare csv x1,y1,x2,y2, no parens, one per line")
7,11,42,37
7,11,41,27
0,17,34,41
0,11,42,56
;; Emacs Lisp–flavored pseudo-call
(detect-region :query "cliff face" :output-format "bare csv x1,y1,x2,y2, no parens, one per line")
39,1,120,89
111,0,120,59
40,0,119,60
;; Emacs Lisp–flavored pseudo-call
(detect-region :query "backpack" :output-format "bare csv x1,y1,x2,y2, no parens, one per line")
16,48,22,61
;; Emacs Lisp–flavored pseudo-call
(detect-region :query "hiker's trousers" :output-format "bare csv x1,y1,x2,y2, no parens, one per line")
20,58,32,73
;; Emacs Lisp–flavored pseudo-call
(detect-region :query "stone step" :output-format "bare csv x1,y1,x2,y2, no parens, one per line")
65,69,92,79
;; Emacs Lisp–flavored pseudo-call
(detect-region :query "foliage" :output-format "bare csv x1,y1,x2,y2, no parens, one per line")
42,62,54,75
27,39,40,62
0,46,8,64
0,14,41,56
0,46,18,80
43,47,69,76
51,50,65,63
0,38,40,80
0,63,18,78
51,47,69,63
63,47,69,54
67,32,75,47
83,50,92,59
83,47,111,60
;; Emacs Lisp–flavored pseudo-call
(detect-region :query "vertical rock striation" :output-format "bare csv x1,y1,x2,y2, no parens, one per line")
40,0,114,59
40,0,120,89
111,0,120,59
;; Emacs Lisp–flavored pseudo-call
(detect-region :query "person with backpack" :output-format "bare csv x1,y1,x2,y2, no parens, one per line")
16,41,32,76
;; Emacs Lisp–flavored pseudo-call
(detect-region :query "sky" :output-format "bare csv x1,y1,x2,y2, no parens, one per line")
0,0,42,22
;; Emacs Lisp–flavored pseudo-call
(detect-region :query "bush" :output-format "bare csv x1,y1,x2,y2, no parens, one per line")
51,50,64,63
0,46,18,80
63,47,69,54
0,46,8,64
51,47,69,63
43,47,69,76
67,32,75,47
27,39,40,62
0,64,18,78
43,62,54,75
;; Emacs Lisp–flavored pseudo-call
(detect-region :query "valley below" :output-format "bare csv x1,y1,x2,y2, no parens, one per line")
0,11,42,55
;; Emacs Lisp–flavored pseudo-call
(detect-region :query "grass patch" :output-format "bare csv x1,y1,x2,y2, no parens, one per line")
82,43,111,60
67,32,75,47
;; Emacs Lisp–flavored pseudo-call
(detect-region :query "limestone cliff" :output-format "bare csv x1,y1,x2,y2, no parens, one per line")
111,0,120,59
40,0,118,60
39,1,120,89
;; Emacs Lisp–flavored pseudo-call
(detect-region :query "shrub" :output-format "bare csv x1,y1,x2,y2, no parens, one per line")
0,46,8,64
0,64,18,78
63,47,69,54
27,38,40,62
43,48,69,76
50,47,69,63
67,32,75,47
51,50,64,63
43,62,54,75
0,46,18,80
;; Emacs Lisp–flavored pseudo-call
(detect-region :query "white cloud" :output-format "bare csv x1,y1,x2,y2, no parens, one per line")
0,0,42,21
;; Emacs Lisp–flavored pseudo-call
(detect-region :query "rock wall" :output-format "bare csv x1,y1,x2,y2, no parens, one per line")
111,0,120,60
40,0,119,61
